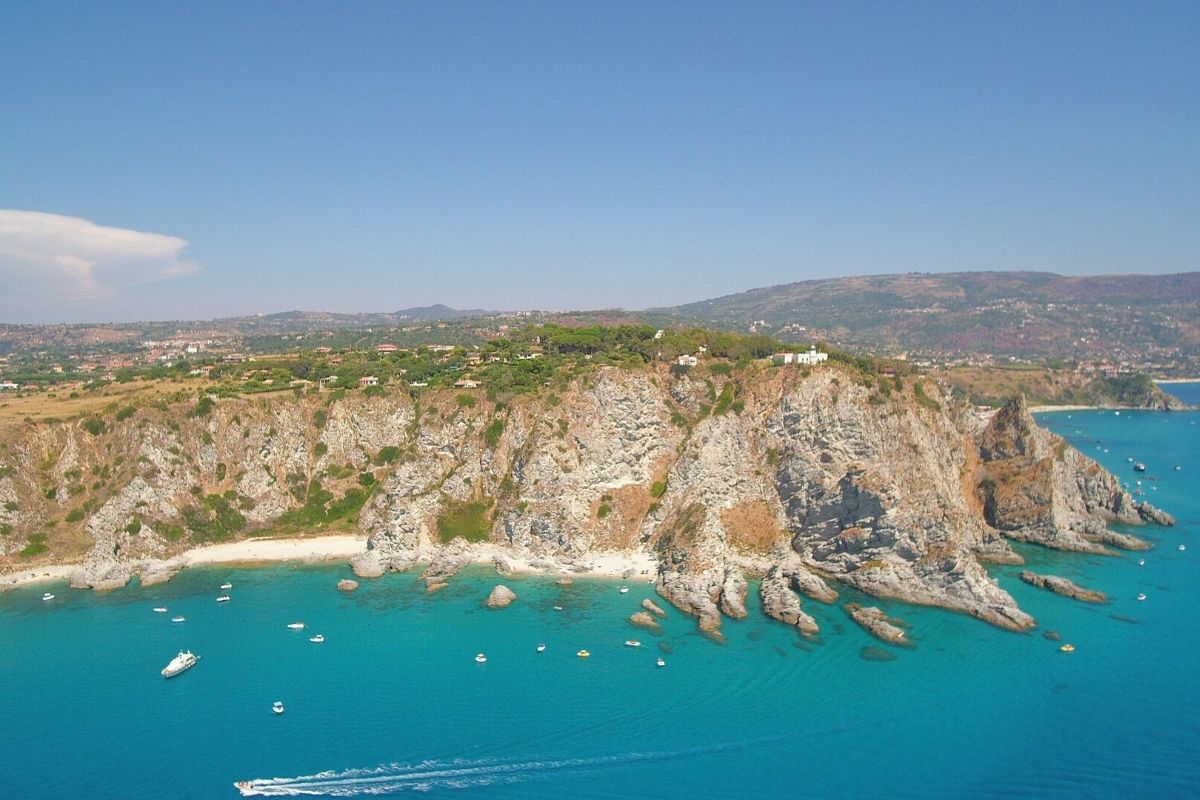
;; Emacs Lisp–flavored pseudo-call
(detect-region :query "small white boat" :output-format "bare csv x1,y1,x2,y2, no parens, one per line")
656,658,666,667
536,644,546,652
1137,593,1147,601
216,595,231,603
1138,559,1146,566
618,586,629,594
171,616,186,623
42,592,55,601
161,650,199,678
220,582,233,590
576,649,590,658
153,607,168,613
475,653,487,663
287,622,305,629
552,605,563,611
309,634,325,644
272,701,285,715
1176,465,1182,471
1179,544,1187,552
625,640,641,647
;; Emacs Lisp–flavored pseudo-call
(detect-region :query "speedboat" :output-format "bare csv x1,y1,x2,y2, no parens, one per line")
1137,593,1147,601
309,634,325,643
475,653,487,663
171,616,186,623
287,622,305,629
153,607,168,613
536,644,546,652
576,649,590,658
1060,644,1075,653
272,701,284,715
625,640,641,647
1138,559,1146,566
619,586,629,594
42,592,55,601
656,658,666,667
1180,545,1188,552
552,605,563,611
161,650,199,678
216,595,231,603
1134,463,1146,472
220,582,233,590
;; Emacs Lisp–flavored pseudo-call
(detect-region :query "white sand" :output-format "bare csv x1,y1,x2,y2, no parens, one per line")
0,564,76,590
1028,404,1096,413
182,534,368,565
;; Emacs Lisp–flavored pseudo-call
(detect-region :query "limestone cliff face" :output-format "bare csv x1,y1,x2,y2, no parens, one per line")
0,367,1174,639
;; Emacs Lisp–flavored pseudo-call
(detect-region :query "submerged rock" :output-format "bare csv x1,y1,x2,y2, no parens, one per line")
337,578,360,592
843,604,911,646
1019,571,1107,603
486,584,517,609
1043,630,1062,641
859,646,898,662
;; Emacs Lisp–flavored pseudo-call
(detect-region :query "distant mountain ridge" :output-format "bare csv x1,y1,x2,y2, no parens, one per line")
652,271,1200,369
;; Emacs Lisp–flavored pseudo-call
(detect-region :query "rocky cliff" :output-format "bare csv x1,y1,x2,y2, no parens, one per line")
0,365,1174,639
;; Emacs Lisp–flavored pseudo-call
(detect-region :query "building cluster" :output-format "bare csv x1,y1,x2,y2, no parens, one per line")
771,347,829,366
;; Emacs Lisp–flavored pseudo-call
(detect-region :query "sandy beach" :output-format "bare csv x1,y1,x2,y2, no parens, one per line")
1,536,660,592
1028,404,1097,413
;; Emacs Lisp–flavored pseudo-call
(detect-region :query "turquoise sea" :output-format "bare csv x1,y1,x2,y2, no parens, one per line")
2,387,1198,798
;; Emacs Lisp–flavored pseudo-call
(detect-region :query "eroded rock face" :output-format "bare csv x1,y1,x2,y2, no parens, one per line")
0,367,1175,642
844,604,911,646
976,396,1151,555
760,565,819,637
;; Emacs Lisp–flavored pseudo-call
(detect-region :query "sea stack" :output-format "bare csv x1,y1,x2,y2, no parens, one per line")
486,584,517,609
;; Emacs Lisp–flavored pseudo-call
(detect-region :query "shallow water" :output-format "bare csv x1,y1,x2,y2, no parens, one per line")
2,395,1198,798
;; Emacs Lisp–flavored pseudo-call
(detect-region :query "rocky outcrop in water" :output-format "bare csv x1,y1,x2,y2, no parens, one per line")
844,604,911,646
760,565,819,637
486,584,516,608
629,611,663,634
1019,571,1108,603
641,598,667,618
337,579,360,592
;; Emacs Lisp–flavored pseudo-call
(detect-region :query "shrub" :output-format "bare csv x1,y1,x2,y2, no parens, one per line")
65,508,85,523
597,504,612,519
19,534,49,558
373,446,401,465
436,499,492,544
650,480,667,498
115,405,136,422
484,419,505,448
314,442,328,457
358,471,376,487
456,393,476,408
193,395,215,417
314,409,328,429
125,519,142,535
82,417,105,436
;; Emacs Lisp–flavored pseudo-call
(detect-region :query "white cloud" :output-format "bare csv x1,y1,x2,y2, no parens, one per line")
0,209,200,304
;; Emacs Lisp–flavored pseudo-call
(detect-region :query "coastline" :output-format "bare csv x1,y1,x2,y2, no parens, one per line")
1028,404,1096,413
1154,378,1200,384
1,535,660,592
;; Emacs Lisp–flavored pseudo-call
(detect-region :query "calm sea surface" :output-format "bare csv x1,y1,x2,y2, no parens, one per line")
2,386,1198,798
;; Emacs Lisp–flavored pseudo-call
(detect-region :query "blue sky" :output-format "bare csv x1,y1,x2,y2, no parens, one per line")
1,1,1196,323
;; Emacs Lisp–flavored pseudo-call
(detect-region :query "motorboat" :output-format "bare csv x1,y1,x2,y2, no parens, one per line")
1179,544,1187,552
216,595,231,603
536,644,546,652
272,701,285,715
1059,644,1075,653
625,640,641,647
171,616,186,623
287,622,305,629
657,658,666,667
475,653,487,663
309,634,325,643
1137,593,1147,601
220,582,233,590
153,607,168,613
576,649,590,658
552,605,563,611
42,592,55,601
1138,559,1146,566
1134,463,1146,472
618,586,629,594
161,650,199,678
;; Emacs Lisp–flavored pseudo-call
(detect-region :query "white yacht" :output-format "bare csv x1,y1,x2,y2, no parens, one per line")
536,643,546,652
625,640,641,647
272,701,285,715
656,658,666,668
220,582,233,590
287,622,305,629
1137,593,1147,601
619,586,629,594
171,616,186,623
309,634,325,643
216,595,231,603
161,650,199,678
42,592,55,601
475,653,487,663
153,607,168,613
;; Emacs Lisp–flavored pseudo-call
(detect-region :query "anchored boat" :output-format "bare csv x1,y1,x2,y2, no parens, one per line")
161,650,199,678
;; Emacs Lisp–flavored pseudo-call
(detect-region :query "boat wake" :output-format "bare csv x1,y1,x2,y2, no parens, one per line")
234,743,743,796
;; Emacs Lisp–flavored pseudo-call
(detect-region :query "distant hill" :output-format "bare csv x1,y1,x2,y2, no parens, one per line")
651,272,1200,371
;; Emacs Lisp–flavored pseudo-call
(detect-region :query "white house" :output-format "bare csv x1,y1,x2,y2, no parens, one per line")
359,375,379,387
454,378,480,389
677,355,698,367
772,347,828,366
